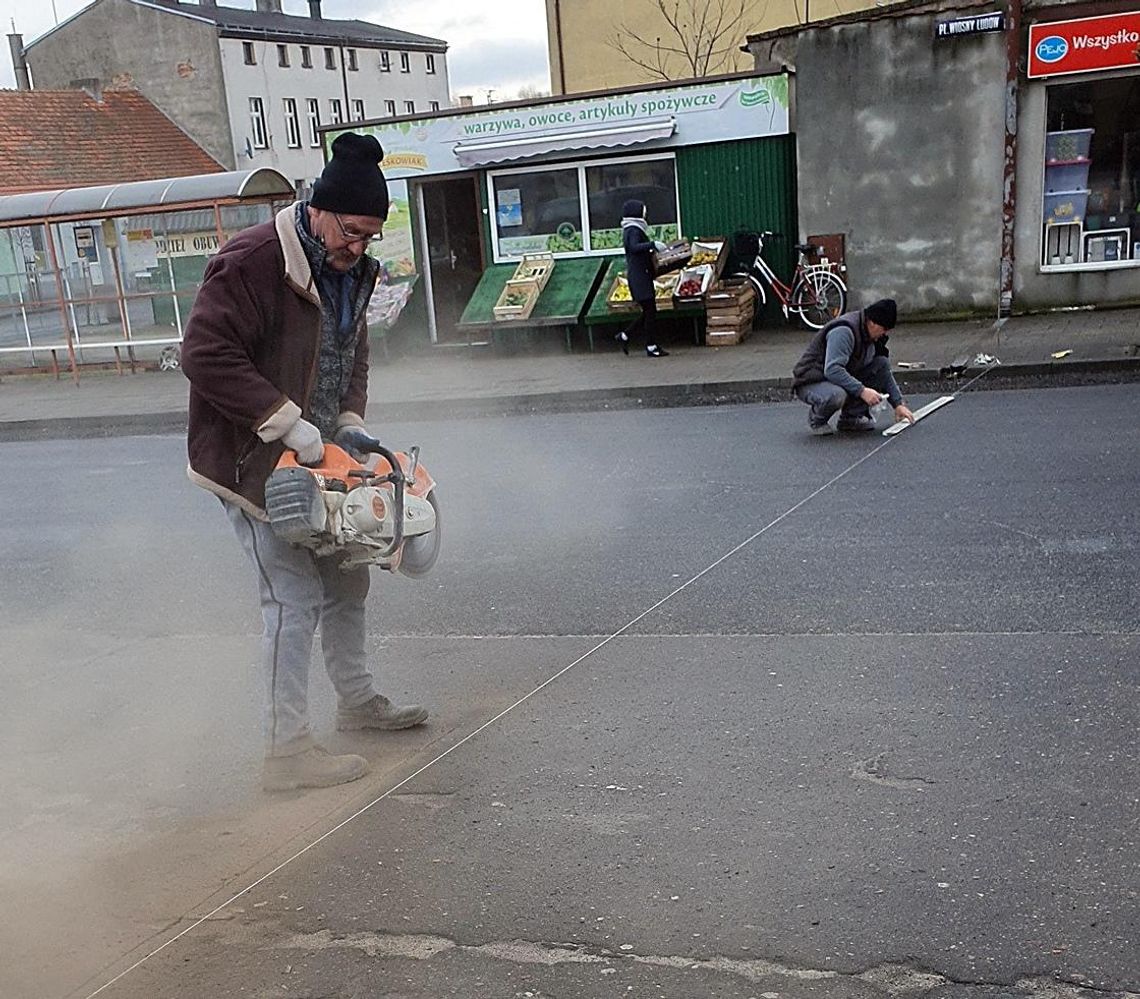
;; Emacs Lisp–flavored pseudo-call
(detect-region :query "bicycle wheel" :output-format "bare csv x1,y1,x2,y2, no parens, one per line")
790,271,846,329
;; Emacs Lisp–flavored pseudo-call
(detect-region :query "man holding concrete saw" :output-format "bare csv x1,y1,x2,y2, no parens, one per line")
182,132,427,792
791,298,916,435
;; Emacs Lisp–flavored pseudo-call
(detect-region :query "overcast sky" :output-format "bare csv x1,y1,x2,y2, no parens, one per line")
0,0,552,99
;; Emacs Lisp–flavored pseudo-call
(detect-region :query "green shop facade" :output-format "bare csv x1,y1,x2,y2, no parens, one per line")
324,72,796,346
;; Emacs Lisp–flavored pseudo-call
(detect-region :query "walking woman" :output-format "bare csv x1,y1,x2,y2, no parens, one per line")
617,199,668,358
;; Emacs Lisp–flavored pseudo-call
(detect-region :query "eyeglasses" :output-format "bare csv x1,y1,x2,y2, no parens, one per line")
333,213,383,245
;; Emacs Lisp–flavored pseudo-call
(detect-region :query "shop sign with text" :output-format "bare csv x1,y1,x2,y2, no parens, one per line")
329,75,791,180
1028,12,1140,78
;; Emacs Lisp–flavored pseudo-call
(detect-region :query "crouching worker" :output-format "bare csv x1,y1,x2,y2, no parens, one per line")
791,298,915,435
181,132,427,792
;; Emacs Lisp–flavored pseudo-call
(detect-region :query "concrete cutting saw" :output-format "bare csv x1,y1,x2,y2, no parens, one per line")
264,434,440,575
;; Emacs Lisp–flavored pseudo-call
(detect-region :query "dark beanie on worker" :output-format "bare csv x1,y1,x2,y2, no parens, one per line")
864,298,897,329
310,132,389,219
621,199,646,219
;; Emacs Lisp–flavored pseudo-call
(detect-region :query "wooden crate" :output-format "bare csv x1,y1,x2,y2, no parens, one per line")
653,273,679,310
651,240,692,276
689,237,728,278
493,278,541,321
511,252,554,292
606,274,638,312
706,324,751,346
673,264,715,302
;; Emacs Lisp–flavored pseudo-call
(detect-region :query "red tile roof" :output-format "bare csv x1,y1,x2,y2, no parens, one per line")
0,88,224,194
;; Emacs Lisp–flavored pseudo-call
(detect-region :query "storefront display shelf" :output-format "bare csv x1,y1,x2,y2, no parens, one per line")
1045,128,1094,164
1043,189,1090,224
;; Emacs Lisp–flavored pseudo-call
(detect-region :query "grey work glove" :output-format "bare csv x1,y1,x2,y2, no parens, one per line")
282,417,324,466
654,241,667,252
334,426,380,462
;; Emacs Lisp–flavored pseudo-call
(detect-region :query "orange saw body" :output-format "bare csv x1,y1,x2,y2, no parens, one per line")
265,440,440,575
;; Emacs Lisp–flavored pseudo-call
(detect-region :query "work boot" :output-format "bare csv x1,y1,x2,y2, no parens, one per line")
262,745,369,792
337,694,428,732
809,421,836,436
837,416,875,432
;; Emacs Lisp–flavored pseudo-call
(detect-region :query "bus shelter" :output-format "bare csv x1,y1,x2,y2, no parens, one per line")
0,169,294,381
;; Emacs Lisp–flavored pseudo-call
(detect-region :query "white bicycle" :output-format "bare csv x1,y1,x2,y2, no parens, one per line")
730,230,848,330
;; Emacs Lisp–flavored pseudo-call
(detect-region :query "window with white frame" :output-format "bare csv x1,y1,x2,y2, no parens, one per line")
379,51,391,72
399,51,410,73
487,154,679,260
385,99,396,117
430,100,440,112
404,100,415,115
329,98,343,124
426,53,436,74
347,49,358,71
249,96,268,149
283,98,301,148
351,99,365,121
306,98,320,146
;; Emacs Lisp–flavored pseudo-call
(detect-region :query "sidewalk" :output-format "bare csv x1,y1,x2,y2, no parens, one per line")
1,306,1138,439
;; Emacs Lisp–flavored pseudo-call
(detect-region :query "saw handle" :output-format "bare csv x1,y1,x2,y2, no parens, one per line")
348,441,406,556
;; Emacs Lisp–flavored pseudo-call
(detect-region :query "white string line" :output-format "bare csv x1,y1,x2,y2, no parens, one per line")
83,438,898,999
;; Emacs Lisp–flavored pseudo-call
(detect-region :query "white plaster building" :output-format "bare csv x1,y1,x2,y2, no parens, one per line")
25,0,451,191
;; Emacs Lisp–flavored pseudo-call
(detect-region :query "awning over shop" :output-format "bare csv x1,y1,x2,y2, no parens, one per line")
453,117,676,168
0,168,294,225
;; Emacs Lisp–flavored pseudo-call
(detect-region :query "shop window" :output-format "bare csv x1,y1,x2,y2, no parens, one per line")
1043,78,1140,269
487,156,679,260
586,158,679,251
491,168,583,257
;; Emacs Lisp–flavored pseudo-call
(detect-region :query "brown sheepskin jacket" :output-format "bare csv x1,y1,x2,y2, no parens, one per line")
181,204,371,519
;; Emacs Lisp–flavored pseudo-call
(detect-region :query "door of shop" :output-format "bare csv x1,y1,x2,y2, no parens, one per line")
420,176,484,343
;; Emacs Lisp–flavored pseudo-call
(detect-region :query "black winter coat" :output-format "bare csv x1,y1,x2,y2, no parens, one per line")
622,224,655,303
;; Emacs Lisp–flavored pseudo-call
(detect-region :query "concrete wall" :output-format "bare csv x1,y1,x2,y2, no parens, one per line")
1013,73,1140,310
754,11,1009,317
26,0,234,169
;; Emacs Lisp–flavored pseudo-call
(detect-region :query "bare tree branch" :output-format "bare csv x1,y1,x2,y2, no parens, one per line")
614,0,750,80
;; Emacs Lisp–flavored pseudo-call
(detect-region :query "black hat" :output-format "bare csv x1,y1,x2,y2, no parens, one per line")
310,132,389,220
864,298,897,329
621,199,646,219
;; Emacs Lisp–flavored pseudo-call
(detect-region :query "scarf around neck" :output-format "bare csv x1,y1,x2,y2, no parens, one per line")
620,216,649,234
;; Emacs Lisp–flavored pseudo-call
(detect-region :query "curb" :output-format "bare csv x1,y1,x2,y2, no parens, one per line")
2,359,1138,442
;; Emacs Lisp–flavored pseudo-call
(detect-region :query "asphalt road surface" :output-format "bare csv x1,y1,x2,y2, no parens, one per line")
0,383,1136,999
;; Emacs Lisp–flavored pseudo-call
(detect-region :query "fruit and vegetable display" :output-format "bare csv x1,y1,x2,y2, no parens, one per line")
502,289,530,307
653,275,678,299
676,277,703,297
689,240,724,266
609,277,632,303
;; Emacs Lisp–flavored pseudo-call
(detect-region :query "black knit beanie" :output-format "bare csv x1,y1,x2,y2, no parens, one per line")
311,132,389,220
864,298,897,329
621,199,646,219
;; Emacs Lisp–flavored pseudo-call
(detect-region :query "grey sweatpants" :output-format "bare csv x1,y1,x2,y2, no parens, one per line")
226,502,377,756
795,356,895,426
